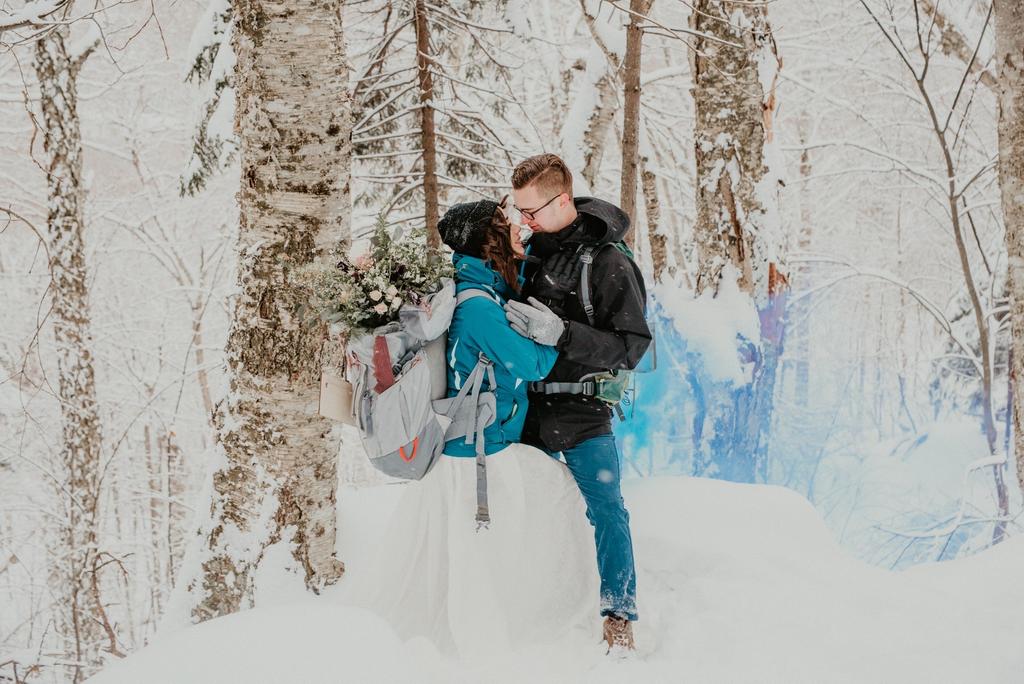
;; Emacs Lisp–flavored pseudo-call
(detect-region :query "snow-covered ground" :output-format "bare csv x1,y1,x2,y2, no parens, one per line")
89,476,1024,684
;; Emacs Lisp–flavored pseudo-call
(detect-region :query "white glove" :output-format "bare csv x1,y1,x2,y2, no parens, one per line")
504,297,566,346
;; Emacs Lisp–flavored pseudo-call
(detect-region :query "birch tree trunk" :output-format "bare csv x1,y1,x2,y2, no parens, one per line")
994,0,1024,497
619,0,653,248
690,1,786,483
578,73,617,192
641,152,668,280
185,0,351,623
33,25,106,683
191,291,216,426
691,1,782,299
566,0,621,193
793,138,812,407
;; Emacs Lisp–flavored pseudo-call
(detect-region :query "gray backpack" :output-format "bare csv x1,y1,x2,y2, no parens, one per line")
346,282,500,528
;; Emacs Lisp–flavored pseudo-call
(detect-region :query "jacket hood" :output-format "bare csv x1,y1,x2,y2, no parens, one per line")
561,196,630,245
451,253,516,300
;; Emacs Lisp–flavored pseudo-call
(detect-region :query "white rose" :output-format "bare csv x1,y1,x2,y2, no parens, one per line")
390,297,402,310
369,290,383,301
373,302,388,314
386,284,399,297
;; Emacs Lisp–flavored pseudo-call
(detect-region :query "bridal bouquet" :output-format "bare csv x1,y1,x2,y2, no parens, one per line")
296,219,454,336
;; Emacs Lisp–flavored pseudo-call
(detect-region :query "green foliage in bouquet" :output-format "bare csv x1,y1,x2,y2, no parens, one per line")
295,217,453,334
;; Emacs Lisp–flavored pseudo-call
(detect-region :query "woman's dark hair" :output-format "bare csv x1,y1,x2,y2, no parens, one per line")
480,195,521,293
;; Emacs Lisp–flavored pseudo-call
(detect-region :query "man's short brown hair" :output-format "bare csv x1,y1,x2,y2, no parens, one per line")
511,153,573,198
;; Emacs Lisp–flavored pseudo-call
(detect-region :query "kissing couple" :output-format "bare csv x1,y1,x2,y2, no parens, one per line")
351,153,652,658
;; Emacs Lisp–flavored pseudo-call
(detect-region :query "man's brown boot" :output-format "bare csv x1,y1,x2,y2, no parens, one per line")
602,615,635,655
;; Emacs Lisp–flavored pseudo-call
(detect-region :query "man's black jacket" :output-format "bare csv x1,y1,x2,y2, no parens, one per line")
519,196,652,452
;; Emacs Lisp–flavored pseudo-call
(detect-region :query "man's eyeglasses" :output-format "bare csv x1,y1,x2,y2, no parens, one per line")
516,194,561,221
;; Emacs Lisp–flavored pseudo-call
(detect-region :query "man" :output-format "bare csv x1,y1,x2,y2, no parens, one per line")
504,153,652,654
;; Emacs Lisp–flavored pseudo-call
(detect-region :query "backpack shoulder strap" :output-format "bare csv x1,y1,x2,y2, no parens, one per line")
434,346,496,530
456,287,501,307
578,246,598,326
579,241,645,327
450,286,504,529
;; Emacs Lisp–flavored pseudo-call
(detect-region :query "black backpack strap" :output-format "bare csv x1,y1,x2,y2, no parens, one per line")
578,245,598,326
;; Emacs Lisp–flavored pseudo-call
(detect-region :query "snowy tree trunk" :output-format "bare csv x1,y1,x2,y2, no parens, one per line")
565,0,621,193
793,141,812,407
994,0,1024,497
33,25,106,683
690,1,786,483
186,0,350,623
191,293,216,426
691,1,782,299
619,0,652,248
643,140,688,286
414,0,440,249
578,74,617,192
641,153,668,281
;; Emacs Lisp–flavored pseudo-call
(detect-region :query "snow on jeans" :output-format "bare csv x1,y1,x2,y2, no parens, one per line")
547,433,638,621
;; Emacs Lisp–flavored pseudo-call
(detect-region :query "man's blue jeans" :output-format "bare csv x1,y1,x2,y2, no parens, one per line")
547,433,638,621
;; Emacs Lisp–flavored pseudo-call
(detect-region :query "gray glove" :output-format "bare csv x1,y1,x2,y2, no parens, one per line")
504,297,566,346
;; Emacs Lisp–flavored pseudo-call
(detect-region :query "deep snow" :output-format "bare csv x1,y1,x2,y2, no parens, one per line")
89,475,1024,684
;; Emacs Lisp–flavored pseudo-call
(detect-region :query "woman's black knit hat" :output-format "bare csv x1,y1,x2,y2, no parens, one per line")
438,199,499,258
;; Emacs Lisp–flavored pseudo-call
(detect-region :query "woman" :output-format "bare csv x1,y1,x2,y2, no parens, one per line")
439,196,552,459
347,198,600,660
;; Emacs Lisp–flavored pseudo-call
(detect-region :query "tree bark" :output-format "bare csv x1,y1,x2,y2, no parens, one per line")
641,152,668,281
793,138,812,407
691,1,782,302
619,0,653,247
690,1,786,484
569,1,621,193
578,73,617,192
994,0,1024,499
414,0,440,248
186,0,351,623
191,293,216,427
33,24,105,683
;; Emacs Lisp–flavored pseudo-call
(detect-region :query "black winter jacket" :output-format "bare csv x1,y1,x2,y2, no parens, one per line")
519,197,652,452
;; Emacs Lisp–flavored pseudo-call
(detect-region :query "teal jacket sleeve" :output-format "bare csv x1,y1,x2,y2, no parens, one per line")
463,299,558,381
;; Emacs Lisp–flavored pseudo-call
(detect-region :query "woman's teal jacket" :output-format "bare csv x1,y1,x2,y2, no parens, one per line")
442,254,558,456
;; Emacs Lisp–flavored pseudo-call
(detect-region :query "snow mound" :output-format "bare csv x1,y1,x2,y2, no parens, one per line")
88,601,443,684
90,476,1024,684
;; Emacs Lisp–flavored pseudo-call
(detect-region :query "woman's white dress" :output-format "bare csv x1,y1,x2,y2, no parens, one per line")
349,443,600,659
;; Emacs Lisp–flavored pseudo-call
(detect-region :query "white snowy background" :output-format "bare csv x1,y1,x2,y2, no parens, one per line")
1,0,1021,682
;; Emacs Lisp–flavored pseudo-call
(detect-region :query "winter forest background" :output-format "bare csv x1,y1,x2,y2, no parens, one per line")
2,0,1024,681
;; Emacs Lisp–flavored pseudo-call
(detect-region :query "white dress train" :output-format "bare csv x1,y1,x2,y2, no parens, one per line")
349,443,600,659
